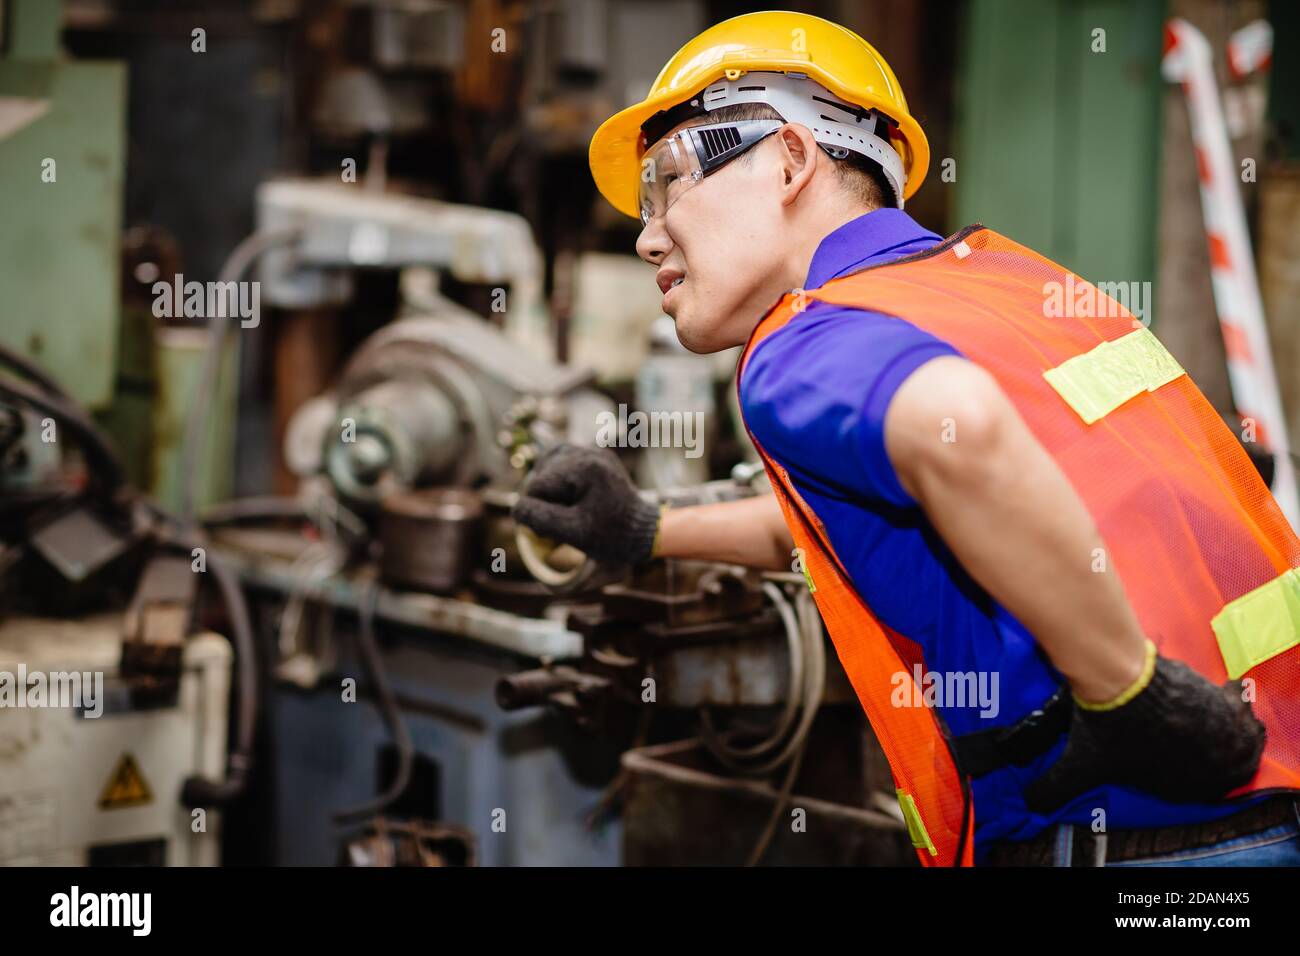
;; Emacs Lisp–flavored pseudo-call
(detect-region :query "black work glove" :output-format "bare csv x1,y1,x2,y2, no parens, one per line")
1023,649,1266,814
511,444,662,566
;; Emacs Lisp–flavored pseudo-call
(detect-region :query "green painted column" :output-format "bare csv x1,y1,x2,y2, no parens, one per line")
953,0,1166,315
0,0,126,408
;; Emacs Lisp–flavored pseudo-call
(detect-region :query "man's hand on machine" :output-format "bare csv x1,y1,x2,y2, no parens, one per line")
511,444,663,566
1023,639,1267,813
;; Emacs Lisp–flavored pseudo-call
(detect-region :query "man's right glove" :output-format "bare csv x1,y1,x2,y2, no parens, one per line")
1023,640,1266,814
512,444,663,567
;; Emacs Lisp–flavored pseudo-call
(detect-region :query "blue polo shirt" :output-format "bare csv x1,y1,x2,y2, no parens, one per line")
739,208,1250,862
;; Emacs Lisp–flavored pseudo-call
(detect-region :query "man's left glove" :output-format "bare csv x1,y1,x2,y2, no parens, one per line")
511,444,662,566
1022,641,1266,814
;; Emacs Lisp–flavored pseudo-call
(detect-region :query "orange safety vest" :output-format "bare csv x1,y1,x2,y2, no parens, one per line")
738,225,1300,867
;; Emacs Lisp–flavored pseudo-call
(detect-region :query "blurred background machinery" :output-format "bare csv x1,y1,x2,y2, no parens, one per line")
0,616,229,866
2,0,1298,867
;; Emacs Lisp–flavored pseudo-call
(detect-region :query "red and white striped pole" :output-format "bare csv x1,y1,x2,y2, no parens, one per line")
1163,17,1297,529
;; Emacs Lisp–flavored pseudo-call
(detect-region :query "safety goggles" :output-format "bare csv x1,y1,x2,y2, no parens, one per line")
637,119,784,226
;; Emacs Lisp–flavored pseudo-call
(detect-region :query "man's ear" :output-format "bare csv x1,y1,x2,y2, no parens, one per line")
775,124,819,207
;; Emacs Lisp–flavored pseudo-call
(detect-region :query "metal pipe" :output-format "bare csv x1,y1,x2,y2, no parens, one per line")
177,228,302,524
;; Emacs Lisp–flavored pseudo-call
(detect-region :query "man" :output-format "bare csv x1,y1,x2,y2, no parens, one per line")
514,11,1300,865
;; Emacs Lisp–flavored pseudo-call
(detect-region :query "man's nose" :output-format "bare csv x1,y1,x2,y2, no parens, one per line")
635,215,671,265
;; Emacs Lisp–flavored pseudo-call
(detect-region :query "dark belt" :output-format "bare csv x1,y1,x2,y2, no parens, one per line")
986,795,1300,866
951,686,1074,778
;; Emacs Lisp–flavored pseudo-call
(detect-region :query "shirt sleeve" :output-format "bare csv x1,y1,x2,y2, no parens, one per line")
740,302,962,507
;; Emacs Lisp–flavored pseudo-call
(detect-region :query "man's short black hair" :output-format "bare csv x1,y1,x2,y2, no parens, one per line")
675,102,894,209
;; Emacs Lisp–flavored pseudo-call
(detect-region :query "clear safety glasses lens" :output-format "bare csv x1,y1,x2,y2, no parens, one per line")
638,120,783,226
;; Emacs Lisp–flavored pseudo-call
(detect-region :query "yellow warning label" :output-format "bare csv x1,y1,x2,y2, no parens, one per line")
98,753,153,810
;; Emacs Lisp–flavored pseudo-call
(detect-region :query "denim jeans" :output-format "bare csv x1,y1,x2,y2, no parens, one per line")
1042,799,1300,866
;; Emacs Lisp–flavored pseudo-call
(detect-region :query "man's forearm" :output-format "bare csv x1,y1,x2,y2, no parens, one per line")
888,358,1147,704
913,429,1146,702
656,495,794,571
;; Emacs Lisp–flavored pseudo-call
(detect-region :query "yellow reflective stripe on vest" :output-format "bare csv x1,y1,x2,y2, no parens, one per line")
897,790,937,856
1211,568,1300,680
1042,327,1186,425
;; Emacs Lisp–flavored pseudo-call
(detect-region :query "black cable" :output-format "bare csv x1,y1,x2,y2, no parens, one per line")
199,494,368,544
178,542,262,808
199,496,314,526
0,371,127,494
332,582,414,823
746,734,809,867
0,342,72,399
102,502,258,810
132,502,261,809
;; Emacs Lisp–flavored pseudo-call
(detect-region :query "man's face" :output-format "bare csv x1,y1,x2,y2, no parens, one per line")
634,120,793,354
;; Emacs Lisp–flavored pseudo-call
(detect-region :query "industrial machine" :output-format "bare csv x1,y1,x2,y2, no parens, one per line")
0,615,230,866
0,157,909,872
0,343,259,865
181,179,914,866
0,0,911,867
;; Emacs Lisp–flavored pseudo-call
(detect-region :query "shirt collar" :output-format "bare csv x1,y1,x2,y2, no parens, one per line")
804,208,943,289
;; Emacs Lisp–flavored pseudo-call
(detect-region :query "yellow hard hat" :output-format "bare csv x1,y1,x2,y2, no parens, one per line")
589,10,929,220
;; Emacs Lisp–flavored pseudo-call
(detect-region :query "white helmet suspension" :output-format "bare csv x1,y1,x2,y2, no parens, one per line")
690,72,907,209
